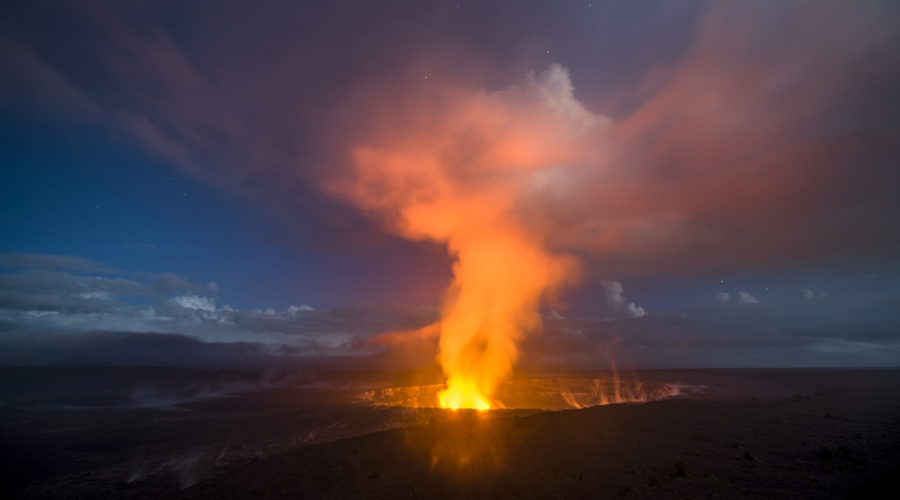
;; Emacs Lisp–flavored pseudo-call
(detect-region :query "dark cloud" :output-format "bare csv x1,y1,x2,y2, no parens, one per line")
5,2,900,275
0,271,146,313
3,0,526,251
0,253,115,273
226,303,437,338
6,0,895,273
0,329,275,369
0,255,220,316
150,273,210,295
0,37,100,117
521,294,900,369
534,1,900,276
0,253,436,368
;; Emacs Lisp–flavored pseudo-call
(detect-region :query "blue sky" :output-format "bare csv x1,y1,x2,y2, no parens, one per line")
1,0,899,370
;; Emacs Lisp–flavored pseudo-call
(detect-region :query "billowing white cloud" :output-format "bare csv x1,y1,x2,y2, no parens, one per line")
601,280,625,307
624,303,647,318
170,294,216,312
737,291,759,305
719,291,759,305
601,280,648,318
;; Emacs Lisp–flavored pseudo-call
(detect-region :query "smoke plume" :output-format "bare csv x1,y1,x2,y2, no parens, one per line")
328,65,605,407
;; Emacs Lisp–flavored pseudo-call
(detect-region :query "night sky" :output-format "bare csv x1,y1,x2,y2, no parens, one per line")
2,0,899,370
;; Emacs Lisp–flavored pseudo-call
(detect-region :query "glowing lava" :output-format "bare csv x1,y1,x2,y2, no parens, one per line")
438,380,490,410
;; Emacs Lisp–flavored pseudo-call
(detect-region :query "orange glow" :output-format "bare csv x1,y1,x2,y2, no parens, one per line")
331,66,600,409
433,226,575,409
438,380,490,410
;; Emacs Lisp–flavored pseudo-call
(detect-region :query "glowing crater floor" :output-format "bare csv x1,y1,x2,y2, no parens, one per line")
360,378,674,410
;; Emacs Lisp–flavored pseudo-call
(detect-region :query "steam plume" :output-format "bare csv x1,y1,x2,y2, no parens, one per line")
330,65,606,408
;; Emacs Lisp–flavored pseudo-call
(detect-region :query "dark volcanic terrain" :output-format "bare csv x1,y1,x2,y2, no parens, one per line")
2,368,899,499
178,369,900,499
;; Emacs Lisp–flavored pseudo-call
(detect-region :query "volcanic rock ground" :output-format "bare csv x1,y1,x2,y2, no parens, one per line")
2,368,899,499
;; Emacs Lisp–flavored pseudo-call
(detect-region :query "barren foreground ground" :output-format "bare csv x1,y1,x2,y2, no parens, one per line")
3,368,899,499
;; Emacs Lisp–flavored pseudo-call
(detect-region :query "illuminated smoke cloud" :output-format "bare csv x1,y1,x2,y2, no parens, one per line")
329,65,607,408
